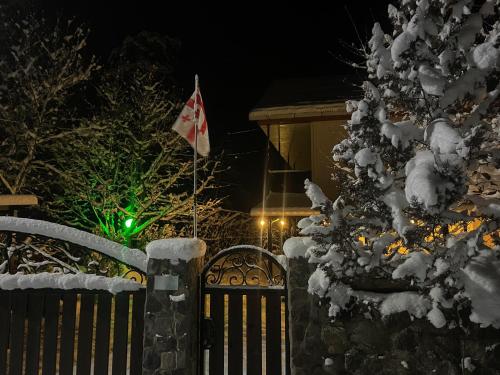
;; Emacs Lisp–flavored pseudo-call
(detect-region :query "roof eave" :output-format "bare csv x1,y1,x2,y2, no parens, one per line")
249,102,349,123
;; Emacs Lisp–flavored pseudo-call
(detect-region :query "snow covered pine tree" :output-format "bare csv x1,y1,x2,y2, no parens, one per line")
291,0,500,330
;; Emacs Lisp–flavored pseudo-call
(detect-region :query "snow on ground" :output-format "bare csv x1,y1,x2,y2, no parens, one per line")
0,272,142,294
0,217,147,272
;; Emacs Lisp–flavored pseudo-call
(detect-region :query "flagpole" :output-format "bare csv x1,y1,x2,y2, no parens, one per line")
193,74,199,238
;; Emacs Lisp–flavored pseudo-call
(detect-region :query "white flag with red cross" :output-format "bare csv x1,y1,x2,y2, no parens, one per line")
172,86,210,157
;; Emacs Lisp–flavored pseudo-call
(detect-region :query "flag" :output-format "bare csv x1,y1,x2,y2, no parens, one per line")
172,86,210,157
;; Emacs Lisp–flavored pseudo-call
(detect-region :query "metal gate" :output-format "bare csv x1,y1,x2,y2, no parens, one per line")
200,246,290,375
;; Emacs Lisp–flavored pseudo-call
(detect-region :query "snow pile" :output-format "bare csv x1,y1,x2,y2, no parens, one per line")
405,151,452,210
392,251,432,282
0,217,147,272
169,293,186,302
473,40,499,70
354,148,384,178
146,238,206,263
276,254,288,270
418,64,445,96
462,357,476,372
382,188,411,237
368,23,392,79
325,282,353,317
308,268,330,297
0,272,142,294
309,267,353,317
305,178,328,208
427,305,447,328
425,119,464,156
462,252,500,328
380,120,423,149
379,292,431,319
283,237,309,259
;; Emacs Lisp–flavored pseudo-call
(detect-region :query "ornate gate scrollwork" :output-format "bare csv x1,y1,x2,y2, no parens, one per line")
0,231,146,284
202,245,285,287
200,245,291,375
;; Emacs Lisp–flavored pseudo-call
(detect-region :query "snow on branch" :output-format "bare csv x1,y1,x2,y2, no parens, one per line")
297,0,500,331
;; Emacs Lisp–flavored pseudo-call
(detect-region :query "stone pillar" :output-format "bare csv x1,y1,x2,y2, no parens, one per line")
285,237,329,375
142,238,205,375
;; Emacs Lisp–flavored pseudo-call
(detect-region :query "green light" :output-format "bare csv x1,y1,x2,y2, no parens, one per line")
125,218,134,228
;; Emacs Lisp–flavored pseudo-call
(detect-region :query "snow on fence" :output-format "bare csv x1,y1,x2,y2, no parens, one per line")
0,272,142,294
0,216,147,272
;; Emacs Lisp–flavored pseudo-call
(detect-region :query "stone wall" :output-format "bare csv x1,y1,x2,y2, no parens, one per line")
142,239,204,375
287,256,500,375
287,257,329,375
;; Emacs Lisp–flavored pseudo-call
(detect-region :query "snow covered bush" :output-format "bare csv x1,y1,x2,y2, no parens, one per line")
298,0,500,330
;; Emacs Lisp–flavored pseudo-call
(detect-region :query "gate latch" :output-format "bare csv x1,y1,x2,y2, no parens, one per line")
202,317,215,349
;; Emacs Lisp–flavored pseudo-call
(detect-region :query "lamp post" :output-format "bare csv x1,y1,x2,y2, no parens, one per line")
259,217,287,253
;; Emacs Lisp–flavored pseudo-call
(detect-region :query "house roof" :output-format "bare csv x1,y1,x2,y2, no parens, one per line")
249,75,362,123
253,75,362,108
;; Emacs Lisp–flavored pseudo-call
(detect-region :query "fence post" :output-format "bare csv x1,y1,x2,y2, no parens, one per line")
142,238,205,375
284,237,328,375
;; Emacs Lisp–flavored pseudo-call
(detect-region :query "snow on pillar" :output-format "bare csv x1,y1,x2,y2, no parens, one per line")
142,238,206,375
284,237,329,375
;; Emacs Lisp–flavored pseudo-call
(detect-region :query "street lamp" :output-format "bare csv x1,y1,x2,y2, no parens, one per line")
258,217,287,252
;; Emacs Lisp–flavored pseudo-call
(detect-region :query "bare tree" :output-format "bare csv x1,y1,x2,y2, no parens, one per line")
40,60,225,246
0,11,258,256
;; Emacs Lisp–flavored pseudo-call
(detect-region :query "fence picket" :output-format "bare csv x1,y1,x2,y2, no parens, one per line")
228,294,243,375
94,293,112,375
0,291,11,375
265,294,282,375
8,293,27,375
130,291,146,375
111,292,129,375
59,293,77,374
25,293,43,375
76,293,95,375
209,291,225,375
42,292,61,375
246,294,262,375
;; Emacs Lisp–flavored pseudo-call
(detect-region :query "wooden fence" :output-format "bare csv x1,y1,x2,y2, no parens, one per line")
0,288,145,375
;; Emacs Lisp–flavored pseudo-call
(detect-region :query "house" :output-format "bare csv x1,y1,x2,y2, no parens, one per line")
248,75,361,250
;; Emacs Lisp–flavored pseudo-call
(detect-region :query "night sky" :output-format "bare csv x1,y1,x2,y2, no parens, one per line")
36,0,394,211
